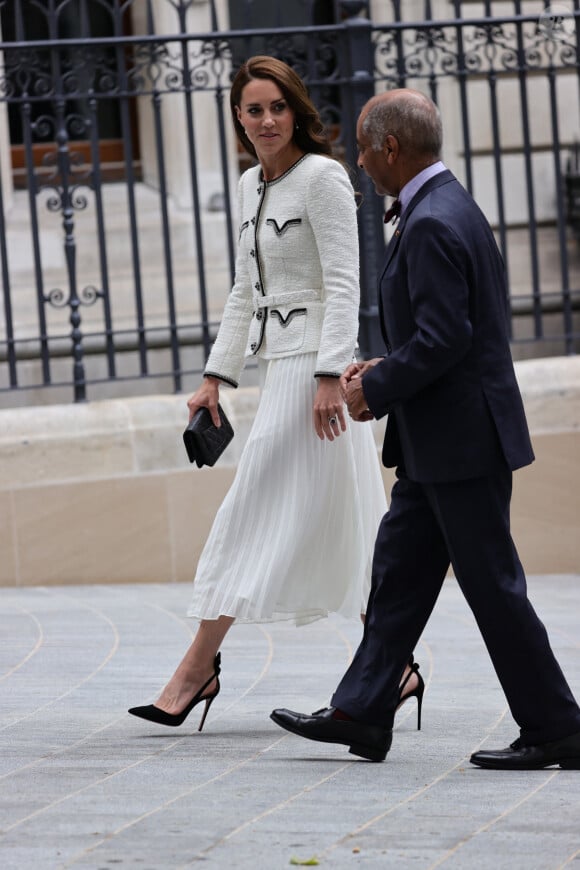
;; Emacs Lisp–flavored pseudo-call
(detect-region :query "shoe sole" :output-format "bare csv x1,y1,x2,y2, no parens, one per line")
270,713,387,762
471,757,580,770
348,742,387,762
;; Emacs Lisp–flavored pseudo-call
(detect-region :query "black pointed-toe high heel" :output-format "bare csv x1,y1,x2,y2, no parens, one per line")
128,652,221,730
396,658,425,731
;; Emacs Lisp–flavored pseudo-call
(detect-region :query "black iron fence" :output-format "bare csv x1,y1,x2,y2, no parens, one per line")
0,0,579,404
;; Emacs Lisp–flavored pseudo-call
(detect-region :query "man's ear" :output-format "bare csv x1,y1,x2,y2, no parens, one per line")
384,134,398,160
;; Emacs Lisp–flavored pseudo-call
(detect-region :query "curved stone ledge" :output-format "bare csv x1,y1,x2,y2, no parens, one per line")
0,356,578,586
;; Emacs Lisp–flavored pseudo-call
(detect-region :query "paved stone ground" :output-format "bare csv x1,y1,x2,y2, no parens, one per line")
1,575,579,870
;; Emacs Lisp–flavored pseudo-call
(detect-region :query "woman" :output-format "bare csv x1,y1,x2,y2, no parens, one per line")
129,56,423,731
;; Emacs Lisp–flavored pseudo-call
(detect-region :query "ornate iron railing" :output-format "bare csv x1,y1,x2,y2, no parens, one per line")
0,0,578,404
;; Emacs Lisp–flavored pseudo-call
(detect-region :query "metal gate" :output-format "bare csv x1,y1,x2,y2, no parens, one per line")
0,0,578,404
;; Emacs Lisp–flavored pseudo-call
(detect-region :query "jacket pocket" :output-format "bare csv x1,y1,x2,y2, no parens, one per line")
267,307,307,353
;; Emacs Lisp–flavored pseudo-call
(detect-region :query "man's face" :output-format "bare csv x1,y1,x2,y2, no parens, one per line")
356,114,395,197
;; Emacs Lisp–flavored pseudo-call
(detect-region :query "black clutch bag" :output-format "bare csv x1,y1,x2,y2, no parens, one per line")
183,404,234,468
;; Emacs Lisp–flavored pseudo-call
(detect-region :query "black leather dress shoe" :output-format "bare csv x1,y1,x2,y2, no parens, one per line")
470,729,580,770
270,707,392,762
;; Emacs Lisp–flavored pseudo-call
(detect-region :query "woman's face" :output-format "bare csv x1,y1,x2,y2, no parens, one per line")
236,78,296,161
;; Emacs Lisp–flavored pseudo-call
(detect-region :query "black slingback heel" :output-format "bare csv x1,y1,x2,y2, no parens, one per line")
128,652,221,730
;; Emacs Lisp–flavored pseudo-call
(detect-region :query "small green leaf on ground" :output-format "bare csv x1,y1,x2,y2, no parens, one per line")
289,857,320,866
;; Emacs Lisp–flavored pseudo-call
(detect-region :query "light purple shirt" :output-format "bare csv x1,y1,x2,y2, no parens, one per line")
398,161,446,216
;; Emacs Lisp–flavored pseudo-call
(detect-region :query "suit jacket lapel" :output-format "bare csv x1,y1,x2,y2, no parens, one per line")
378,170,455,286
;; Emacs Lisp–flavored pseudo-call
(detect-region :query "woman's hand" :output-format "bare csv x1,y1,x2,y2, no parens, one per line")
187,376,221,426
313,377,347,441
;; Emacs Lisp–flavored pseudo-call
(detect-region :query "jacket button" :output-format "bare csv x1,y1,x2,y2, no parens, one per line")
250,342,257,351
256,310,263,320
250,249,255,257
254,282,260,290
251,217,255,224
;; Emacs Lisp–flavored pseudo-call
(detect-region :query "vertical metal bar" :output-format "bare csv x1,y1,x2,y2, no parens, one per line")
12,0,51,381
208,7,236,285
391,0,407,86
482,3,510,323
575,0,580,108
151,88,181,391
546,41,574,352
487,71,510,287
572,1,580,353
305,18,322,120
21,100,51,382
274,0,283,28
112,3,148,373
340,2,387,358
514,0,542,338
79,0,89,39
144,0,182,386
423,17,439,105
13,0,25,41
50,34,88,402
177,4,212,361
87,93,116,377
452,0,474,194
208,0,219,31
238,0,254,58
214,82,236,287
0,147,17,386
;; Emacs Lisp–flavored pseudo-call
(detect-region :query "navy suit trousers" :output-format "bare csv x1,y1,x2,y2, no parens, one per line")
331,466,580,745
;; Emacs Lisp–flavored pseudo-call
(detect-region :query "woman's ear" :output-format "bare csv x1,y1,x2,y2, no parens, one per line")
235,105,242,123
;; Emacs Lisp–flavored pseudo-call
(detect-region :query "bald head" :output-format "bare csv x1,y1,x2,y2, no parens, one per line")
360,89,442,162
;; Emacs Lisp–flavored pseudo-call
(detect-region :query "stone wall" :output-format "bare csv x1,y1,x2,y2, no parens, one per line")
0,356,578,587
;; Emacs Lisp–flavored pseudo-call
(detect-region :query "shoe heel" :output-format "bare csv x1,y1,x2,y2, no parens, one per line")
348,743,386,763
416,680,425,732
198,688,218,732
397,663,425,731
559,758,580,769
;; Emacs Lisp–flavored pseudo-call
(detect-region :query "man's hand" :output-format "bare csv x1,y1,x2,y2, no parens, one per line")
340,358,381,421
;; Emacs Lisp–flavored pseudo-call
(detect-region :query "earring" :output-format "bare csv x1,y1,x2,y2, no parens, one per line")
295,122,300,130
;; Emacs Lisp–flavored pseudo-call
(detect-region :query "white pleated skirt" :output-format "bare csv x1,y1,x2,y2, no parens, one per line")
187,352,387,625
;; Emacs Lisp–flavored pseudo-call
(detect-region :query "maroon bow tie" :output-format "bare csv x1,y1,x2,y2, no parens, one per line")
384,199,402,224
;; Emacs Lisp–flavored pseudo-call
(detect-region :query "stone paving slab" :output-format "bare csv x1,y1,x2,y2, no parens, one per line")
1,575,579,869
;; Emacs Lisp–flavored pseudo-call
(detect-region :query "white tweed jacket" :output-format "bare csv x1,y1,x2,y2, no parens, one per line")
204,153,360,386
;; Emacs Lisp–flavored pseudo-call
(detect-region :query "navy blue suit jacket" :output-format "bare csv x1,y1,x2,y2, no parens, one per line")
363,170,534,483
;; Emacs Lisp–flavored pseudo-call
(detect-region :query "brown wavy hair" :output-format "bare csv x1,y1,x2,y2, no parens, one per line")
230,55,332,160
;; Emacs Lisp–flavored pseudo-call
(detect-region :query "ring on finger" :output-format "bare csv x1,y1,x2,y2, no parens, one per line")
328,416,338,426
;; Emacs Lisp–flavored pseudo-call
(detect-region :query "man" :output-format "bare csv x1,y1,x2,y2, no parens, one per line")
270,89,580,768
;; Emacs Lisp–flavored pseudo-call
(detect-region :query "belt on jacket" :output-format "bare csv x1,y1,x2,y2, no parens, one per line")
255,289,321,309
